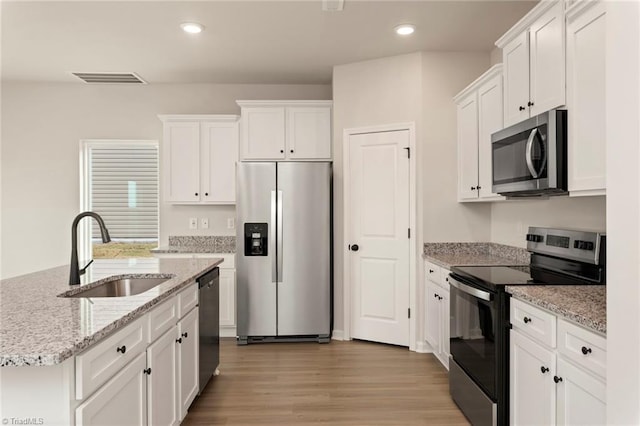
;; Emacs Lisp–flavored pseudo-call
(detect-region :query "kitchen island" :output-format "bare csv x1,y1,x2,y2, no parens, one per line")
0,257,222,425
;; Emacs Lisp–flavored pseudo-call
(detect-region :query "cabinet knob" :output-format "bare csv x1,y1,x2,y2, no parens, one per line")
290,149,294,153
519,106,526,111
195,192,199,196
434,293,439,298
280,149,284,153
204,192,209,196
182,332,188,338
553,375,563,383
143,368,152,375
471,186,476,190
429,269,434,273
540,366,549,374
523,316,532,324
476,186,481,190
176,337,183,344
116,345,126,354
438,296,443,301
528,101,534,107
581,346,592,355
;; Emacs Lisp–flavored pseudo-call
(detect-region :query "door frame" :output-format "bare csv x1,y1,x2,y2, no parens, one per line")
342,122,419,350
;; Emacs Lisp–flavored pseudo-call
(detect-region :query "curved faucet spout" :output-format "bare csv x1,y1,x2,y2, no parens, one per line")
69,212,111,285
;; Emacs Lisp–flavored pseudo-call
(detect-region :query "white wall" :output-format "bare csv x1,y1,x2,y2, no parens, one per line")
421,52,493,243
606,1,640,423
332,51,491,337
1,82,330,278
491,196,606,247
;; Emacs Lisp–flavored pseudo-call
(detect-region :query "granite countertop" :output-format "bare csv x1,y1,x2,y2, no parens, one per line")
151,235,236,254
507,285,606,334
151,245,225,254
0,257,222,367
423,252,524,269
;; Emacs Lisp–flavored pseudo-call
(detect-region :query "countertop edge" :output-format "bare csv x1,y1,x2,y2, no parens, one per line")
0,259,223,367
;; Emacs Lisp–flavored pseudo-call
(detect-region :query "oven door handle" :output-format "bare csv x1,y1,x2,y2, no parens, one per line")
448,276,492,301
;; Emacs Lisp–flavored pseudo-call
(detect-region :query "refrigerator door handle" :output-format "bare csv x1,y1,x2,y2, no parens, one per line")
277,190,284,281
270,190,277,283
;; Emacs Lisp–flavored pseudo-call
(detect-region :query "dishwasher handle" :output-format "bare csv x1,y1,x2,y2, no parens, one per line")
198,267,220,289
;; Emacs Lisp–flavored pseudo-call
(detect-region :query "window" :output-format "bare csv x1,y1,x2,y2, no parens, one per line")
80,140,159,259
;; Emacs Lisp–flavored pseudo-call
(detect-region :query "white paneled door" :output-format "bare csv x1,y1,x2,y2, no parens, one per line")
348,130,410,346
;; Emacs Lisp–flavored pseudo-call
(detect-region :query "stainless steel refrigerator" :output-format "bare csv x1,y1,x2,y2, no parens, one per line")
236,162,332,344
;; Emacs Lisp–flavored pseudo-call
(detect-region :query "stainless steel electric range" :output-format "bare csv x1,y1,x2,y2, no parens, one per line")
448,227,606,426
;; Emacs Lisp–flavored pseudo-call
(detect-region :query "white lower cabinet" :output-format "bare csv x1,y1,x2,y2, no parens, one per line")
76,352,147,426
510,331,556,426
424,261,450,369
510,297,606,425
219,268,236,328
147,327,178,426
177,307,200,421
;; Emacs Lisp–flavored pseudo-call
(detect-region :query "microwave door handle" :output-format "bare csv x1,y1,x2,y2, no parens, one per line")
525,128,538,178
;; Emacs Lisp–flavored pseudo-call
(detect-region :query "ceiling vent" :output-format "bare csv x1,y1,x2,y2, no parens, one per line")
72,72,147,84
322,0,344,12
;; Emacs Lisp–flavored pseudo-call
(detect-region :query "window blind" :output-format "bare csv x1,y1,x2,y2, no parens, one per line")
89,146,159,240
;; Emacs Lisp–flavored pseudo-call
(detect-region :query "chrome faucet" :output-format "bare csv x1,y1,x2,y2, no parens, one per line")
69,211,111,285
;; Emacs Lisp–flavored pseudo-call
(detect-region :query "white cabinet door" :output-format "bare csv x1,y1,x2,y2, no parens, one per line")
566,1,606,195
529,0,565,116
457,92,479,200
556,357,606,426
287,106,331,159
147,328,178,426
241,107,286,160
177,307,199,421
219,268,236,327
503,31,531,127
477,73,504,200
163,122,200,203
510,330,556,426
76,352,147,426
201,121,239,204
439,287,450,369
425,281,441,352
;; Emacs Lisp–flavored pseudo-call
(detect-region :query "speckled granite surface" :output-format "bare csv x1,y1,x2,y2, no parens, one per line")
507,285,606,334
0,257,222,367
423,242,529,269
152,235,236,254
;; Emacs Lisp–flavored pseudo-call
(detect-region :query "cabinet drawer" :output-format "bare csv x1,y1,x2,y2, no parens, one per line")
510,298,557,348
178,282,198,318
76,315,149,400
557,319,606,378
425,261,442,284
441,269,451,289
148,297,178,343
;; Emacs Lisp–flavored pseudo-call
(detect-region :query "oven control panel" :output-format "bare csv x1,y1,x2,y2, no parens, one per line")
526,227,605,265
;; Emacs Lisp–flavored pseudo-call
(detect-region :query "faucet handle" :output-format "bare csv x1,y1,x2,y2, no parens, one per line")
79,259,94,275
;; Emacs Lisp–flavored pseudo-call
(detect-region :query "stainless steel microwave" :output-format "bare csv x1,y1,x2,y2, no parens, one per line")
491,110,567,197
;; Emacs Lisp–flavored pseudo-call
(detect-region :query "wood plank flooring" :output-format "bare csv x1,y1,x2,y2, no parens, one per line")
183,338,469,425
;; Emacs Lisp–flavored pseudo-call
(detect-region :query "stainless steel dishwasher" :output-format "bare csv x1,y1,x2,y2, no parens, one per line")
197,267,219,394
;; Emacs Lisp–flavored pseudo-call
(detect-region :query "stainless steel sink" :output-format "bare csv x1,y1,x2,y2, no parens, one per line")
63,276,171,298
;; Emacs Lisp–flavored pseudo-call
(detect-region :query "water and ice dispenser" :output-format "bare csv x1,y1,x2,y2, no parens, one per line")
244,223,268,256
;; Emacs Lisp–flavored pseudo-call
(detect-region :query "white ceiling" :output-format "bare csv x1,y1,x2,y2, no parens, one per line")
1,0,536,84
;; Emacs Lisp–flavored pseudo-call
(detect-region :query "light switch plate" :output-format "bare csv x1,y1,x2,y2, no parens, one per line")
189,218,198,229
227,218,235,229
201,218,209,229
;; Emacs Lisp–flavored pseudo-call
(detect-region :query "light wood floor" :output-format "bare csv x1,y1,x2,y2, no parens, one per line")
183,338,469,425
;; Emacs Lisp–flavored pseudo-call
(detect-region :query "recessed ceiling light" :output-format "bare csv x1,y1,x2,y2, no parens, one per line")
395,24,415,36
180,22,204,34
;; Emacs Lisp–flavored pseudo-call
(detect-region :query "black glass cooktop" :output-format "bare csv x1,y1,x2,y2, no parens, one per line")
450,265,534,291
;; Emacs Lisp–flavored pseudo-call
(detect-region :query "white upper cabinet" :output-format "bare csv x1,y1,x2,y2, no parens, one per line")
454,64,505,202
160,115,239,205
238,100,332,161
566,0,607,196
497,0,565,127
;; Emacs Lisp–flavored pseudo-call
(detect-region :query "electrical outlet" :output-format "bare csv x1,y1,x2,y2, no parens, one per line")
227,218,235,229
201,218,209,229
189,218,198,229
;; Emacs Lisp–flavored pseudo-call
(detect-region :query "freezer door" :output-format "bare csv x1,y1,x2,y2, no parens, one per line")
277,162,331,336
236,162,277,337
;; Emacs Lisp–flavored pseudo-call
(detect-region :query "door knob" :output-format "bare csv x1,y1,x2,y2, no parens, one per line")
350,244,359,252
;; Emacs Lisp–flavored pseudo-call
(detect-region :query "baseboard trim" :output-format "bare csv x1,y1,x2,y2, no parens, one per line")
415,341,434,354
220,327,237,338
331,329,345,341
